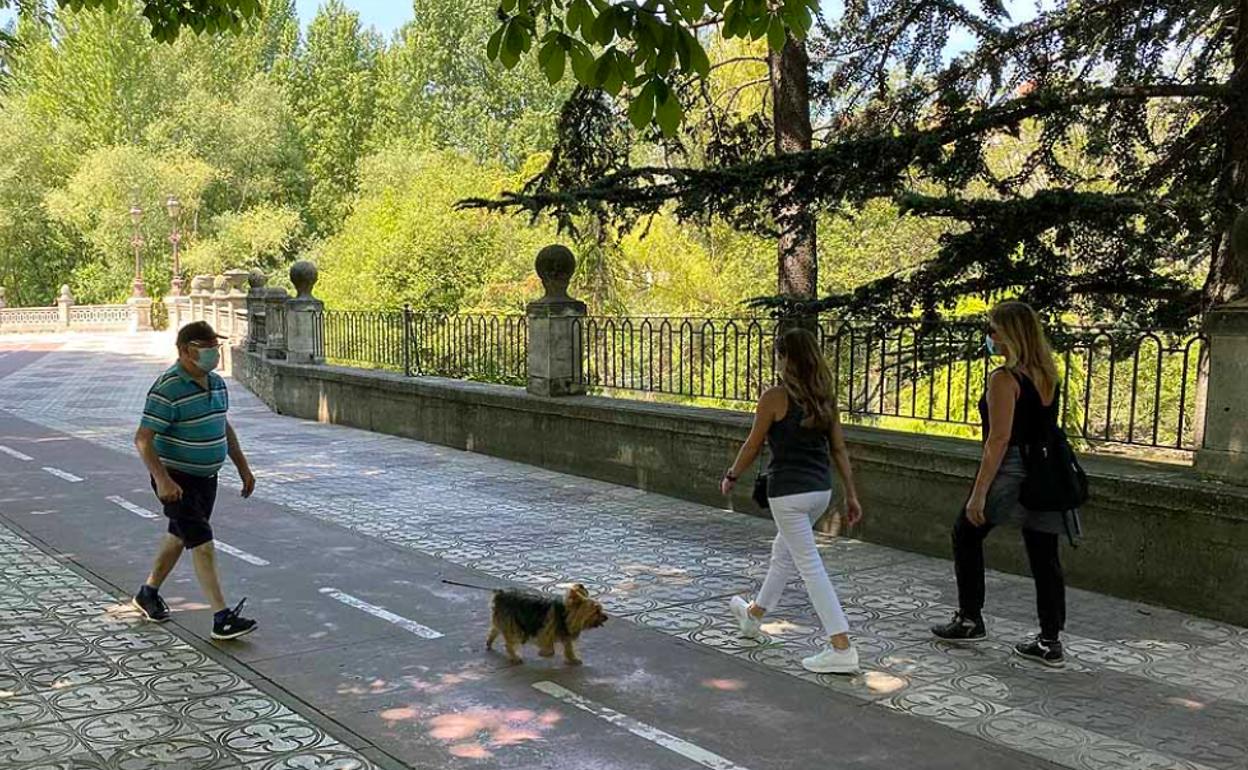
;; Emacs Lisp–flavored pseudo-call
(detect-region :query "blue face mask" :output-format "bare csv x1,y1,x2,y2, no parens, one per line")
985,334,998,356
196,347,221,372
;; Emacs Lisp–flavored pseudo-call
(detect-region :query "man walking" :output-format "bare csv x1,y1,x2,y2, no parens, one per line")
131,320,257,640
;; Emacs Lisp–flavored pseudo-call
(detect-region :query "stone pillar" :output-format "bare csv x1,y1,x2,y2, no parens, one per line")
211,275,229,332
526,244,586,397
1195,298,1248,483
263,286,289,361
57,285,73,329
127,295,153,332
190,275,213,323
220,269,250,374
246,270,268,353
285,261,324,364
164,274,191,331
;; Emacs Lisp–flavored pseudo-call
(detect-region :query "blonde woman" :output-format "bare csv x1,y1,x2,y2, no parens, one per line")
720,327,864,674
932,301,1072,667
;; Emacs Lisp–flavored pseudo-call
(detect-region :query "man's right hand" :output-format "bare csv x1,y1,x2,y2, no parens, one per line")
155,475,183,503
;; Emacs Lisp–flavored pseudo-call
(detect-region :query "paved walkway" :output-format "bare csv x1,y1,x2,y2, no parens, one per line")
1,332,1246,770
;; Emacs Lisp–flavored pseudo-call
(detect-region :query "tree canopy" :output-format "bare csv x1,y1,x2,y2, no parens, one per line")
469,0,1248,326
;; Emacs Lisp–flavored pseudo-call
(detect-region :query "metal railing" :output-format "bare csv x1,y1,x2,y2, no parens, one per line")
317,308,1205,452
576,316,1207,452
321,308,527,385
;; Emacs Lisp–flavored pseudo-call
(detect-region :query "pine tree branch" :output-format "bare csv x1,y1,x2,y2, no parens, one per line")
459,82,1234,217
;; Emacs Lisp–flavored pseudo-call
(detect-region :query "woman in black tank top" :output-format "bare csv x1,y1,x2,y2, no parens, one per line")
931,301,1074,668
719,328,865,675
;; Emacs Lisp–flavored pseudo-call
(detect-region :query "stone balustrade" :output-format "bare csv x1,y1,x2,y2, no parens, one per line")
0,284,152,334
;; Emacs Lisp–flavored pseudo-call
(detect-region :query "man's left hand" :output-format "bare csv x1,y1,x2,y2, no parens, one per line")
240,468,256,498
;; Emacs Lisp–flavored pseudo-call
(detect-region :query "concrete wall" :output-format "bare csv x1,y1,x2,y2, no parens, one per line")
234,348,1248,626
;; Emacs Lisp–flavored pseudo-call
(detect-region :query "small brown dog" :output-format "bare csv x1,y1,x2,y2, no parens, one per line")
485,584,608,665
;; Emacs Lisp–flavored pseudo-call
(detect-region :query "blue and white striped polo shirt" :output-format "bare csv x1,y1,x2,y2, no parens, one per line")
140,363,230,477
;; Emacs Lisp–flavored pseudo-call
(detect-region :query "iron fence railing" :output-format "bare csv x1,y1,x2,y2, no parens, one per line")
316,308,1205,452
575,316,1207,452
321,308,527,385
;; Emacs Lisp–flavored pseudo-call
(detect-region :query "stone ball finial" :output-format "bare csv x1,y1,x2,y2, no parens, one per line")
223,269,250,296
248,269,268,293
290,260,318,299
212,275,229,295
535,244,577,302
58,284,73,304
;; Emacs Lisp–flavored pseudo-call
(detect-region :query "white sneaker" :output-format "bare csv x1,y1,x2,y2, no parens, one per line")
801,644,860,674
729,596,762,640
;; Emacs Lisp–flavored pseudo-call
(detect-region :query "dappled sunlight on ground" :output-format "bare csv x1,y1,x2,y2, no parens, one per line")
858,670,909,695
338,663,492,698
424,707,562,759
702,678,747,691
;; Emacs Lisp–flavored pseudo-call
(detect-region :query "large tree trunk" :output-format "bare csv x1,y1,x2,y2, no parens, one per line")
1203,0,1248,309
1193,0,1248,449
769,34,816,301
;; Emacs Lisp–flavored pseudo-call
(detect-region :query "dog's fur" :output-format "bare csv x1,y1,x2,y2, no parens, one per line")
485,584,607,665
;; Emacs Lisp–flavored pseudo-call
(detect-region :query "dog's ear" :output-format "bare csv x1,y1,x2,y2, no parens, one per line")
566,584,589,602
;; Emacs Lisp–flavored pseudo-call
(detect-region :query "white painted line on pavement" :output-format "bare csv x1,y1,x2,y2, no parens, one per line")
318,587,443,639
0,445,33,461
532,681,753,770
106,495,159,519
42,466,83,483
215,541,270,566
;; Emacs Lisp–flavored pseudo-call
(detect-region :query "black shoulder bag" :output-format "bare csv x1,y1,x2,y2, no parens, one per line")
1018,423,1089,522
752,470,770,510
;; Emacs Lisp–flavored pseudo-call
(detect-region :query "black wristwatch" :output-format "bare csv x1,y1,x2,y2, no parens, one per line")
724,471,739,481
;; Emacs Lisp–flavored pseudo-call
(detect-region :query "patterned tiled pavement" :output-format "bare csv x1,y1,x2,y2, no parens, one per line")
2,332,1248,770
0,522,381,770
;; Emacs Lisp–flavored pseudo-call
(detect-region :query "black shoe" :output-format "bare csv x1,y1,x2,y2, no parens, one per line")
211,598,257,640
1014,636,1065,668
931,611,987,642
133,586,170,623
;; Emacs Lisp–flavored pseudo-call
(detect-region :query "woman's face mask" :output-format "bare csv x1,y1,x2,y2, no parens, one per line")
985,333,998,356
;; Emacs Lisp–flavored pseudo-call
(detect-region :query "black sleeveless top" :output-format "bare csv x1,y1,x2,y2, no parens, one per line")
766,396,834,497
978,369,1060,446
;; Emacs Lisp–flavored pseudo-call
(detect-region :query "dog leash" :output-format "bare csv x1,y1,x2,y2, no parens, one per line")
440,578,502,592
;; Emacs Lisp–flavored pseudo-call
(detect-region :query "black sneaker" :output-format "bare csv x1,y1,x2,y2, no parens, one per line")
132,586,170,623
1014,636,1065,668
211,598,257,641
931,611,987,642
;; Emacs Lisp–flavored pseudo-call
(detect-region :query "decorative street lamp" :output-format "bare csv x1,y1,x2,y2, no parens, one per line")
166,195,184,296
129,204,146,298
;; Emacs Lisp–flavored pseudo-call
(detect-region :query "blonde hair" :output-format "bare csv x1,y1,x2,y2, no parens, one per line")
775,327,838,433
988,301,1059,400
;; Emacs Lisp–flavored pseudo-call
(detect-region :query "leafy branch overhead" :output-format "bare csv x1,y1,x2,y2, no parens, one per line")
49,0,263,41
486,0,816,135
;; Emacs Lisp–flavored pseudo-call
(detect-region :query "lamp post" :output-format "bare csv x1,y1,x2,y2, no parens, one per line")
166,195,184,296
129,204,146,298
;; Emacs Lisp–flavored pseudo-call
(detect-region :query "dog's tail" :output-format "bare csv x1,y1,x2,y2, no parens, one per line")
441,578,501,592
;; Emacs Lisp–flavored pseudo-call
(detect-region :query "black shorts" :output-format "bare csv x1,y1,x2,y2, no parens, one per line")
152,469,218,549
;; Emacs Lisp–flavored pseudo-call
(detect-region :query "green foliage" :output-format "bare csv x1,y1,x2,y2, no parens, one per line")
485,0,817,136
182,203,301,275
315,146,556,313
373,0,570,168
0,3,310,306
290,0,378,234
43,145,217,301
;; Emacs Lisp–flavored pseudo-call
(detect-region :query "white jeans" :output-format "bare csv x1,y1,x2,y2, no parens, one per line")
755,489,850,638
